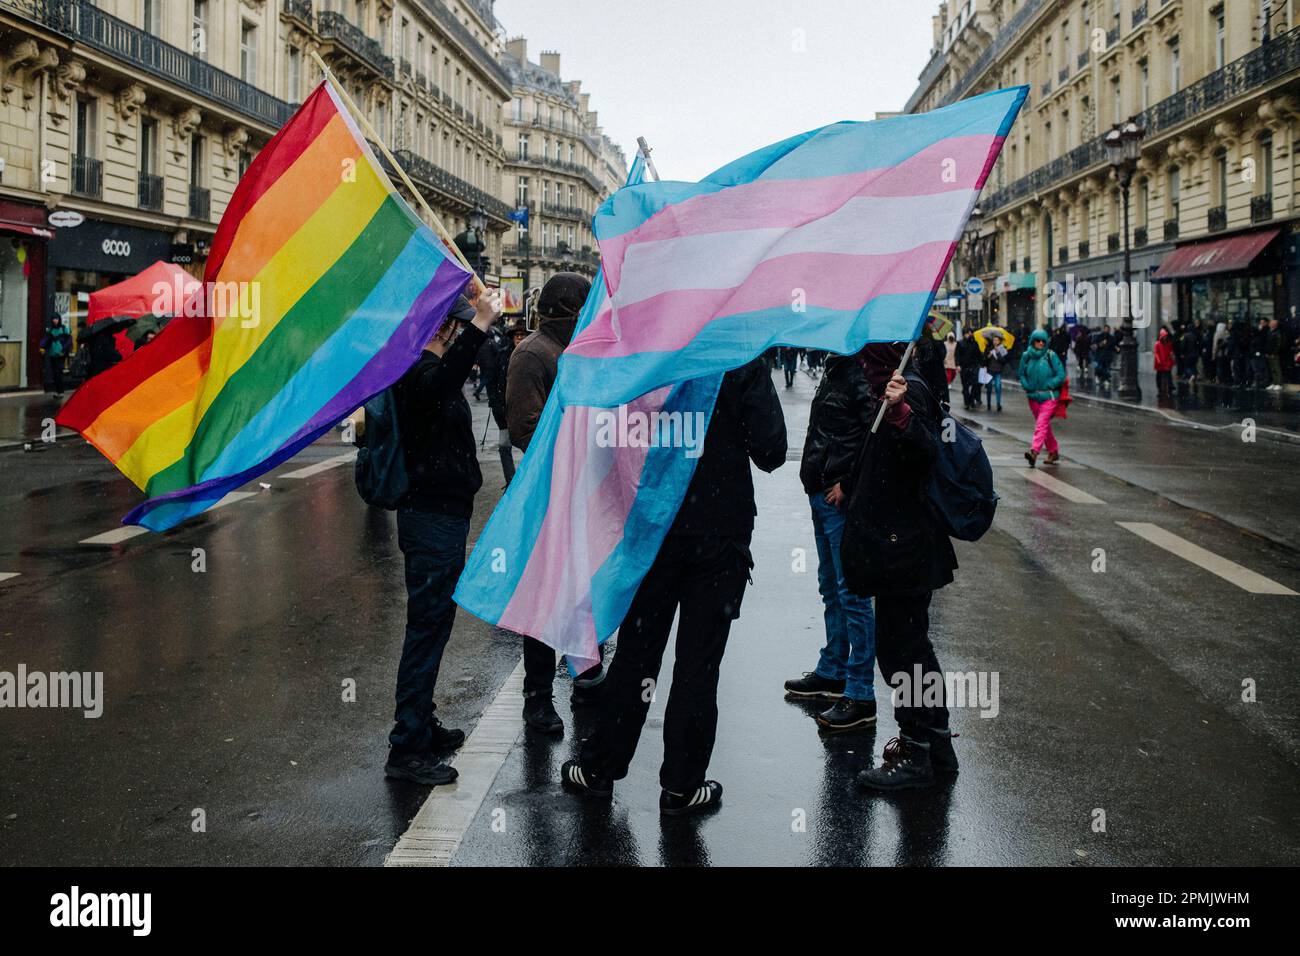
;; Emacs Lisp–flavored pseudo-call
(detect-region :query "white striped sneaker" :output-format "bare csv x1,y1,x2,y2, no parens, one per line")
660,780,724,816
559,759,613,798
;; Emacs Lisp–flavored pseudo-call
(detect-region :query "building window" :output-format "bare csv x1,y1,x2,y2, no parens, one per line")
75,96,96,159
1216,11,1227,68
568,142,575,164
1169,40,1181,93
191,134,205,187
238,149,253,180
1137,177,1149,228
143,0,161,34
1258,134,1274,194
192,0,208,58
511,98,523,121
140,117,158,175
1139,60,1149,111
1214,150,1229,206
287,46,302,103
1167,167,1181,220
240,21,257,83
519,134,529,159
1111,76,1122,124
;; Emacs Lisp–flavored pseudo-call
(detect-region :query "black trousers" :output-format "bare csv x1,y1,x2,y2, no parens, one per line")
959,367,980,406
522,635,605,695
874,592,949,739
581,534,751,793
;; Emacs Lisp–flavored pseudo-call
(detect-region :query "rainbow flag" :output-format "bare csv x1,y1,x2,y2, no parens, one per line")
457,88,1025,668
58,80,472,531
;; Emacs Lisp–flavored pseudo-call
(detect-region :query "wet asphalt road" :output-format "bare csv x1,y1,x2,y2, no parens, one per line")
2,372,1298,866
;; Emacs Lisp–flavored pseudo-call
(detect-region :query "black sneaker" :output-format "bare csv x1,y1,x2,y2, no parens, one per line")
522,693,564,735
384,750,458,786
816,697,877,732
428,715,465,753
783,672,845,700
570,662,606,707
560,759,612,798
856,735,935,792
929,729,960,774
660,781,723,817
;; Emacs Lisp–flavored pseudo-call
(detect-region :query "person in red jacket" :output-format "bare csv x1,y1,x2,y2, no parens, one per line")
1154,326,1176,397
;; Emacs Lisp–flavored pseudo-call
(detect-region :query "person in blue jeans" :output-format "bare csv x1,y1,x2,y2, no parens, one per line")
383,286,502,787
983,339,1007,411
784,353,877,731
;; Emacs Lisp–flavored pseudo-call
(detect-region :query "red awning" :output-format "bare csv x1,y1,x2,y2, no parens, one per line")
87,260,200,325
0,219,54,240
1153,228,1280,280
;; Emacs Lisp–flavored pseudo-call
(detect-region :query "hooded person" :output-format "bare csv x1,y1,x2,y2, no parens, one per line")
503,272,605,734
1154,326,1176,396
1017,328,1067,467
840,342,959,791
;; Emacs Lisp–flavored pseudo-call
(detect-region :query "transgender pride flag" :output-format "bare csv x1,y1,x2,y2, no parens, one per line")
560,85,1027,408
456,88,1025,668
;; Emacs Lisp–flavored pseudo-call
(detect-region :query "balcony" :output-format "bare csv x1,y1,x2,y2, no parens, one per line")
1078,50,1090,70
281,0,313,24
981,25,1300,217
1057,245,1068,264
1162,219,1178,241
1252,194,1274,223
502,244,599,268
138,171,163,211
1041,80,1052,97
1059,67,1069,84
511,151,604,192
318,11,393,80
424,0,512,92
1107,232,1120,252
930,0,1048,109
1135,226,1149,248
387,148,514,224
400,57,412,77
1078,240,1090,259
21,0,294,129
1208,205,1227,232
542,204,587,222
189,185,211,221
1132,3,1148,28
70,154,102,198
1106,26,1120,47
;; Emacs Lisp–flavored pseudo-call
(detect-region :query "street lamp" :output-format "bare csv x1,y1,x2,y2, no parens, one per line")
455,205,491,278
962,204,983,330
1105,119,1145,400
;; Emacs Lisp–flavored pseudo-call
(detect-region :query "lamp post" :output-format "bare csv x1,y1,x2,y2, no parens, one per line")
962,204,984,332
1105,119,1145,400
454,204,490,279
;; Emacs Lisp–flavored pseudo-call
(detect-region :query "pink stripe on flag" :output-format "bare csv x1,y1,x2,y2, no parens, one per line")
569,241,955,359
599,135,1002,292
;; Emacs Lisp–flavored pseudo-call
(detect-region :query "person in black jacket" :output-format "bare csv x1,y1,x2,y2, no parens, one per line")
561,358,787,815
842,343,960,792
954,328,983,410
383,287,501,787
783,354,878,732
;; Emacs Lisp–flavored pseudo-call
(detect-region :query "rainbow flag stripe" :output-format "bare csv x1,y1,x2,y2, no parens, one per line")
58,81,471,531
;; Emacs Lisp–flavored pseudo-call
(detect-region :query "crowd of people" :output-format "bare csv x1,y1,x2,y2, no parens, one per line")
371,275,966,813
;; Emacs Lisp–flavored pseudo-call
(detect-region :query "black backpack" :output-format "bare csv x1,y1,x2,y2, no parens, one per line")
354,387,409,510
904,371,998,542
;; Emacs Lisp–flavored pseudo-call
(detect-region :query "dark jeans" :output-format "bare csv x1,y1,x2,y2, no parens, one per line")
522,635,606,695
783,367,796,387
43,355,65,394
581,534,751,793
389,508,470,754
874,592,949,739
1156,370,1173,395
959,367,980,406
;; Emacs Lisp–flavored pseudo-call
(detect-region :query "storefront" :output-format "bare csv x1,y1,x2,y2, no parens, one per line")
995,271,1037,332
0,200,53,391
1152,227,1284,334
47,217,177,356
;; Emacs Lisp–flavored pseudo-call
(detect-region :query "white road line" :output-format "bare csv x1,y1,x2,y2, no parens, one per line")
80,491,258,545
386,659,525,867
1016,468,1106,504
0,572,19,584
280,449,357,479
1116,522,1297,595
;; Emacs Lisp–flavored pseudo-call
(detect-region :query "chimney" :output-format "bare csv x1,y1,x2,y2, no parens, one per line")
505,36,527,63
539,50,561,76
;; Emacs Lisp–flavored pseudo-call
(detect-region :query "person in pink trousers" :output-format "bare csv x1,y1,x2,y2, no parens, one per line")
1017,328,1066,467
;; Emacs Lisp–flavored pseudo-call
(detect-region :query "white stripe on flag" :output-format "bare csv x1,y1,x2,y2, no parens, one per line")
612,190,975,307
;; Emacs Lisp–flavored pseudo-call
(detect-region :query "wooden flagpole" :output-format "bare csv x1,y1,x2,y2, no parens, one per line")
869,339,917,433
308,51,485,293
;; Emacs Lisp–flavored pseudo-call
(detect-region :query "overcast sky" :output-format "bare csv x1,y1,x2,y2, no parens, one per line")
492,0,935,182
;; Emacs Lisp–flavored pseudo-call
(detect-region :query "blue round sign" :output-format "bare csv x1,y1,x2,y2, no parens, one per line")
965,277,985,296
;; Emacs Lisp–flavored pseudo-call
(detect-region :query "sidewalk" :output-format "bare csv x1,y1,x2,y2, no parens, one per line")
0,390,74,447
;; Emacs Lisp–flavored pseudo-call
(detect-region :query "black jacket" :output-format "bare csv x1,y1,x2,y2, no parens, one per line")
955,337,982,369
841,376,958,597
800,355,873,496
670,358,786,539
393,324,487,516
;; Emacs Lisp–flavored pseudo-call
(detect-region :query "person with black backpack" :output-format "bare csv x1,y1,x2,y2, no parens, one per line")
380,287,501,787
841,342,960,792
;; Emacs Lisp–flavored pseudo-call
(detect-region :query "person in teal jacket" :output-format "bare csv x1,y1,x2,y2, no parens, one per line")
1017,328,1066,467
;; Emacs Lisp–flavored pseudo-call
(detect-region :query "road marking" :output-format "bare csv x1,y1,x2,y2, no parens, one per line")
281,449,357,479
80,491,257,545
1117,522,1298,595
0,572,19,584
1016,468,1106,504
386,658,525,867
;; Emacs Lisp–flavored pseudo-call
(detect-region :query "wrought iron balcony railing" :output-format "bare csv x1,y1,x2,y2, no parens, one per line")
1163,219,1179,241
1078,240,1090,258
318,11,393,79
8,0,295,129
1252,193,1274,223
282,0,312,24
1208,205,1227,232
422,0,512,91
71,153,102,198
1132,3,1149,28
1134,226,1149,247
1078,50,1090,69
541,204,587,222
388,148,513,223
189,185,211,221
1108,232,1120,252
1057,245,1068,264
138,171,163,211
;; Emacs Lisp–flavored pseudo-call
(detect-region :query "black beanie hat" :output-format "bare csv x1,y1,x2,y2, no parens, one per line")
536,272,591,319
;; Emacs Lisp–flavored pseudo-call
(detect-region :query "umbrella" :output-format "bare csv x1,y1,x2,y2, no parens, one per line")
926,311,954,341
974,325,1015,353
125,313,169,345
87,261,199,361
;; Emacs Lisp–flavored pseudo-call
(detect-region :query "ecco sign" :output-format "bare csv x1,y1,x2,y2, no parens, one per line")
101,239,132,257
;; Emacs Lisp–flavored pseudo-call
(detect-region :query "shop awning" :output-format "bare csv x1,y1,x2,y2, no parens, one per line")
0,219,53,239
995,272,1036,292
1152,229,1280,280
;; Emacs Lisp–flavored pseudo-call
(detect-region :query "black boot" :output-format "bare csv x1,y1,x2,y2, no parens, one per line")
857,735,935,792
815,697,876,731
928,728,959,774
570,662,606,707
783,671,845,700
522,692,563,735
428,715,466,753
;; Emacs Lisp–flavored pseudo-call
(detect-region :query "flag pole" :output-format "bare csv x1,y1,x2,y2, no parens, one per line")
636,136,660,182
308,51,485,294
869,339,917,434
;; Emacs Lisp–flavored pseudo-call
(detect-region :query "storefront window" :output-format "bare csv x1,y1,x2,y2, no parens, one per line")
0,240,30,388
1189,274,1279,326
